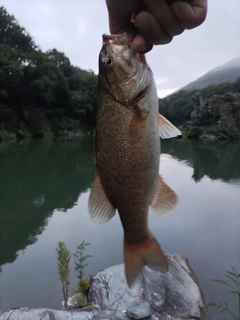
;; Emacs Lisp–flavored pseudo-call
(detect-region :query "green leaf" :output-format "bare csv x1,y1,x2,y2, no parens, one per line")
218,308,226,315
207,303,218,307
228,291,240,295
232,266,238,274
212,279,229,286
225,275,238,286
226,271,237,277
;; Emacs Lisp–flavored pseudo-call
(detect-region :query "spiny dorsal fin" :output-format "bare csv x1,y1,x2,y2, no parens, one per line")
151,175,178,214
158,114,181,139
88,171,116,223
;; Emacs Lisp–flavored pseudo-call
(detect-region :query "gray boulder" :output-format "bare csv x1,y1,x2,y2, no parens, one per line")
90,254,205,319
0,254,205,320
0,308,93,320
126,302,152,319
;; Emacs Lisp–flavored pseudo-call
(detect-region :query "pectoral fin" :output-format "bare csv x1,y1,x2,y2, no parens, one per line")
88,171,116,223
129,111,148,139
158,114,181,139
151,175,178,214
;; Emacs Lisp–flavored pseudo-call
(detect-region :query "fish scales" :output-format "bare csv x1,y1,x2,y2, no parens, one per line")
96,93,159,243
89,33,181,286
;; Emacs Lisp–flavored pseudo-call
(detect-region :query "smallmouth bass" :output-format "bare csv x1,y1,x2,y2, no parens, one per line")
89,33,181,286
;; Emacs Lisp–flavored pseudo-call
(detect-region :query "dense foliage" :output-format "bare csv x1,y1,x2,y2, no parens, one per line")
0,6,97,140
159,77,240,126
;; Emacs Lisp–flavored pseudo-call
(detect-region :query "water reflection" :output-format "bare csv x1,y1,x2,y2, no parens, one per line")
1,138,240,267
0,137,95,266
161,139,240,182
0,137,239,315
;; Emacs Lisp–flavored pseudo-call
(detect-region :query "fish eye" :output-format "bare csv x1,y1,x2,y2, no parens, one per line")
104,57,114,67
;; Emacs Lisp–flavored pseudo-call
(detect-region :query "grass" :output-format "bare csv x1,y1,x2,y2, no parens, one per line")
208,266,240,320
56,240,92,308
99,273,123,320
56,241,71,309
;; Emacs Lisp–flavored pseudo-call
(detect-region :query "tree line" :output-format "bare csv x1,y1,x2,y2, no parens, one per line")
0,6,97,140
1,6,239,141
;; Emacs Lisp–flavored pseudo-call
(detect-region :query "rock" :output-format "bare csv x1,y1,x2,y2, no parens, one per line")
89,254,205,319
60,129,83,139
89,264,143,311
188,92,240,139
126,301,152,319
0,254,205,320
185,125,203,138
142,254,204,318
67,293,88,308
0,308,93,320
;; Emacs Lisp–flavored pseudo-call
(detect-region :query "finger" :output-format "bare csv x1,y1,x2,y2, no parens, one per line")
105,0,138,34
166,0,192,4
135,11,173,45
131,34,153,53
142,0,184,37
171,0,207,29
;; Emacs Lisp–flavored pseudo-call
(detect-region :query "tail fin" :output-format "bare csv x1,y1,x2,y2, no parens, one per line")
124,232,168,286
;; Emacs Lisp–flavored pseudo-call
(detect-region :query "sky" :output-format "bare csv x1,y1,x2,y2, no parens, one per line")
1,0,240,98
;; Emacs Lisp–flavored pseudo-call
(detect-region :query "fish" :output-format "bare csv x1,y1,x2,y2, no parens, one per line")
88,33,181,286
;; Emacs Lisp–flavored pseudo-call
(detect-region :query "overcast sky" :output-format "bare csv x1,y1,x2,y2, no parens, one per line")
1,0,240,97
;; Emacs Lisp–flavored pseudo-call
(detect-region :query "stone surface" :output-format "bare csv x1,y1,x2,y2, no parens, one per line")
89,263,143,311
126,302,151,319
187,92,240,139
89,254,205,319
0,308,93,320
0,254,206,320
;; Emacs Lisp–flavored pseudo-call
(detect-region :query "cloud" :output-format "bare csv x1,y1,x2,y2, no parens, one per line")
2,0,240,97
148,0,240,95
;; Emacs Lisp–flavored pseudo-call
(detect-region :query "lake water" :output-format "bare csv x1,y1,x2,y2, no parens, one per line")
0,136,239,319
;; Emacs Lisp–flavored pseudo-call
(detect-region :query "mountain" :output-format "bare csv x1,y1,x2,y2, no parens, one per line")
181,57,240,91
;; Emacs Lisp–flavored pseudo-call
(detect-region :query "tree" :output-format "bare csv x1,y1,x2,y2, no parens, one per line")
0,6,98,139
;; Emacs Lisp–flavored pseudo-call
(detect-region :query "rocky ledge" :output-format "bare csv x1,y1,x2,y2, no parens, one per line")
0,254,205,320
185,92,240,139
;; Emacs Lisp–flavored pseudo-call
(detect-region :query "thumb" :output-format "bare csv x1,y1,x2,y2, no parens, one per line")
106,0,139,34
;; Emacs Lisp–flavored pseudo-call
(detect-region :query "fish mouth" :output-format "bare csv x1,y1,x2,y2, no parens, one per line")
102,33,146,65
102,33,130,46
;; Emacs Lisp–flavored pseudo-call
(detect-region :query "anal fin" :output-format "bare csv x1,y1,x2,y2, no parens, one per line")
88,170,116,223
151,175,178,214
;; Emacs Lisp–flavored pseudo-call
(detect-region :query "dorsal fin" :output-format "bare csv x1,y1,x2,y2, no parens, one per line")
158,114,181,139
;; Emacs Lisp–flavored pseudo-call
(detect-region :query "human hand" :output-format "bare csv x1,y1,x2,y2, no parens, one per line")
106,0,207,53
